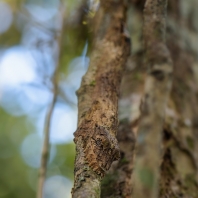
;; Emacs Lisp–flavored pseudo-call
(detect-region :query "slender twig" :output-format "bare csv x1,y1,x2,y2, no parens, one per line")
36,87,57,198
36,4,65,198
132,0,173,197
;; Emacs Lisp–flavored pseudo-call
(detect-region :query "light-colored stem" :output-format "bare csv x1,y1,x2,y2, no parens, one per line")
36,4,65,198
132,0,173,197
37,91,57,198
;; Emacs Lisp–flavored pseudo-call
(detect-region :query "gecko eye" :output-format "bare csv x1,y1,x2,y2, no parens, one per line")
95,138,102,146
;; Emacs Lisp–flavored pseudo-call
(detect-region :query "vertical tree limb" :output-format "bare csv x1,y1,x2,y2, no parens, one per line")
36,5,65,198
132,0,173,197
72,0,131,197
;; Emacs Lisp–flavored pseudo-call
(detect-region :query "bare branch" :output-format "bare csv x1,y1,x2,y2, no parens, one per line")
72,0,131,197
36,86,56,198
132,0,173,197
36,4,65,198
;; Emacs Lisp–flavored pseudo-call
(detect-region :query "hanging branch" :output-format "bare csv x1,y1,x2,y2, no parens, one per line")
36,5,65,198
132,0,173,197
72,0,130,197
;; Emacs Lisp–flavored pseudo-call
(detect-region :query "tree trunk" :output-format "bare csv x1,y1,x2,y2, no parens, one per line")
101,0,198,197
73,0,198,197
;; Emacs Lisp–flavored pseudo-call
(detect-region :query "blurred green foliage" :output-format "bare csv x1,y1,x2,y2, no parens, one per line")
0,0,89,197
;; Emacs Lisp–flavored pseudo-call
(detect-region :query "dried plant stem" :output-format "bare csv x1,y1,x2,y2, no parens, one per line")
36,4,65,198
36,90,57,198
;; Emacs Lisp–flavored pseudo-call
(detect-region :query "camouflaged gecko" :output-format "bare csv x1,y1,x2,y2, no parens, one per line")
74,99,120,177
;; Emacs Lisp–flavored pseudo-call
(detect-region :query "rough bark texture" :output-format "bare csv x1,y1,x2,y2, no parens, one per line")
72,0,130,197
101,0,198,197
